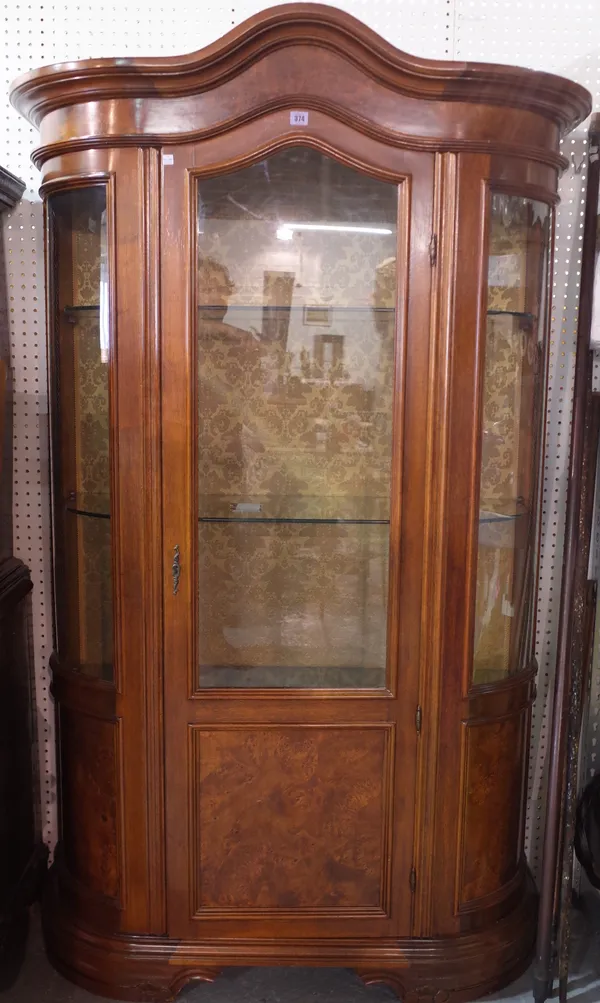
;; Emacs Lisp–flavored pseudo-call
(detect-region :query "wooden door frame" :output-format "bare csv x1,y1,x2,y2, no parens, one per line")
160,119,435,941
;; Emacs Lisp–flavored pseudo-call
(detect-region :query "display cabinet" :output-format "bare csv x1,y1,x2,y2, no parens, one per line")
10,6,591,1001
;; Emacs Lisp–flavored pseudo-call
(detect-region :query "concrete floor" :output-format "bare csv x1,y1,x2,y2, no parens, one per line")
4,910,600,1002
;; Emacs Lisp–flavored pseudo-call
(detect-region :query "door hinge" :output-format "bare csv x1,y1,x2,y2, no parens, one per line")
409,867,417,894
429,233,437,266
416,705,422,735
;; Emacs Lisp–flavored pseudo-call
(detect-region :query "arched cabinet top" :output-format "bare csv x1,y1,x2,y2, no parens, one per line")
10,2,591,170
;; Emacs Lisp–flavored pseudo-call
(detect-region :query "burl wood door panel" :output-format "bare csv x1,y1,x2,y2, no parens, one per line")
457,711,527,911
190,725,394,915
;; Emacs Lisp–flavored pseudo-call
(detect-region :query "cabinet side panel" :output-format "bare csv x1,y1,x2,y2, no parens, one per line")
59,706,119,900
458,711,526,908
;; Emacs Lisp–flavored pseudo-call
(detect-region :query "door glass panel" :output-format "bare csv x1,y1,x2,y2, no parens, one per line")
49,188,112,680
473,194,550,685
196,147,398,688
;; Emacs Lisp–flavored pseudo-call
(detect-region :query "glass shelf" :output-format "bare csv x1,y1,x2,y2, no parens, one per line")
198,495,390,524
479,501,527,523
66,506,111,519
66,495,391,525
487,309,535,322
200,304,396,313
63,305,536,317
63,304,101,312
65,493,527,527
66,509,390,525
65,493,110,519
199,516,389,525
63,304,397,314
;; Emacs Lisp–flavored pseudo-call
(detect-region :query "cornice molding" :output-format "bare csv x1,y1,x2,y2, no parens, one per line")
10,3,591,135
29,119,570,174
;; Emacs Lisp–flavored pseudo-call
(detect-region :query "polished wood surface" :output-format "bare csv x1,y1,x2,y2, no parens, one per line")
190,725,393,913
59,708,119,901
10,4,588,154
8,1,587,119
9,5,592,1001
459,713,527,905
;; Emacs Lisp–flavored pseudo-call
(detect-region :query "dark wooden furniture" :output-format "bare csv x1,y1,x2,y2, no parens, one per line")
0,167,47,989
10,6,591,1001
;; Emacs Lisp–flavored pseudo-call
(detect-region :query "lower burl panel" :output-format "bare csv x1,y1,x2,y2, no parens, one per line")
458,710,527,911
59,707,120,901
190,724,393,915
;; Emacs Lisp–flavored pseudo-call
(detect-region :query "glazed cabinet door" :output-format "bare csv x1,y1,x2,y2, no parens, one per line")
473,193,550,687
425,157,552,938
162,132,434,940
48,186,113,683
45,149,163,935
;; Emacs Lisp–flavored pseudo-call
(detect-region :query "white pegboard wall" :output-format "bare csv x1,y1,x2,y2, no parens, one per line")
2,200,54,847
525,154,587,879
0,1,599,873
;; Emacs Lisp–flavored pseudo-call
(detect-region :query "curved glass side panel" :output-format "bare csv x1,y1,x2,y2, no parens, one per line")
196,147,399,688
49,188,112,680
473,194,550,685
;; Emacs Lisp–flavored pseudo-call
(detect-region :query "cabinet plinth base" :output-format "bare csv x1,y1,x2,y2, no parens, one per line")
43,871,536,1002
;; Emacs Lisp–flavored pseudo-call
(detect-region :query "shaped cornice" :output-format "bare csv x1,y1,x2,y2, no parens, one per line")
10,3,591,135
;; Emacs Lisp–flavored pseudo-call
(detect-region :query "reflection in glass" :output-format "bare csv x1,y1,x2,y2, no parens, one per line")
473,195,549,685
49,188,112,680
196,148,398,688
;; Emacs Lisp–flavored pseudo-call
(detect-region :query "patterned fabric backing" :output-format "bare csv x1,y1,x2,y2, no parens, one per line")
68,210,112,674
473,201,546,684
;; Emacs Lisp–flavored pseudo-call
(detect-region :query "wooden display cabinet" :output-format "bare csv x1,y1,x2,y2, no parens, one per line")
10,6,591,1001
